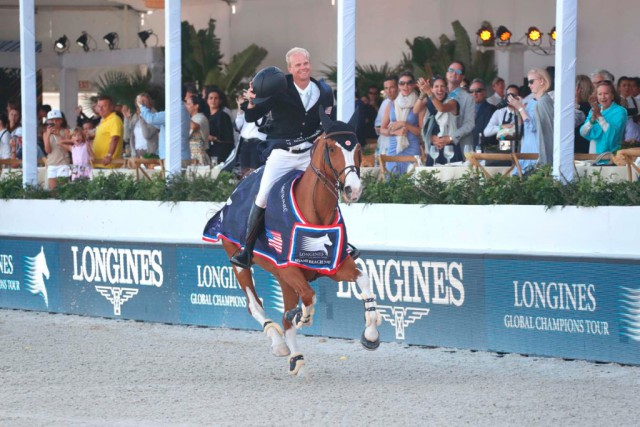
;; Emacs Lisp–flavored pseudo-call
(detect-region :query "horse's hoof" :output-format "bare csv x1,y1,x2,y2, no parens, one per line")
272,342,291,357
360,331,380,351
289,353,305,375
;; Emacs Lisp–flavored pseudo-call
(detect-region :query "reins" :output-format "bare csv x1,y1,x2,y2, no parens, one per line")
306,132,360,221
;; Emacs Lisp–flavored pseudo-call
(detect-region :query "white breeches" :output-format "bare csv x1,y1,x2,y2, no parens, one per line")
255,148,311,208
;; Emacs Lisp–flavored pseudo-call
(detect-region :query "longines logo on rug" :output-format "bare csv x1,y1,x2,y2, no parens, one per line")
337,258,465,339
70,245,164,316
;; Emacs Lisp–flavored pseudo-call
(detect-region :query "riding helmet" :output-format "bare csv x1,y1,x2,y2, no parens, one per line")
252,66,287,104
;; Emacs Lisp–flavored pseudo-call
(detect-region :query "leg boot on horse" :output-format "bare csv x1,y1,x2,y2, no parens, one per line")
230,203,266,269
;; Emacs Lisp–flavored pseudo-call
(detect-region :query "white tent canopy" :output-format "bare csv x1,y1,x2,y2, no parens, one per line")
17,0,577,186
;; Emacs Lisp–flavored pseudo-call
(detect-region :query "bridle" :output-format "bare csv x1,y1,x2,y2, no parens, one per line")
309,131,361,202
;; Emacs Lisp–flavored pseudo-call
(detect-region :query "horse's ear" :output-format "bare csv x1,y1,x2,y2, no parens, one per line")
348,108,359,132
319,105,335,131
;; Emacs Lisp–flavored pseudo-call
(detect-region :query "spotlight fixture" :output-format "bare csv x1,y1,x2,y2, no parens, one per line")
54,35,69,53
137,29,158,47
476,25,494,45
495,25,512,46
549,27,557,45
526,26,543,45
103,32,119,50
76,31,94,52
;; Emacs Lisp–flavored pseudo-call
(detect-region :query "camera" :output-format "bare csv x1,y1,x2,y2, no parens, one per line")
496,93,517,109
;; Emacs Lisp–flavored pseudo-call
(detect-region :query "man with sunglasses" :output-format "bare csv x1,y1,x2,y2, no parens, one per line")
446,61,475,157
469,78,496,150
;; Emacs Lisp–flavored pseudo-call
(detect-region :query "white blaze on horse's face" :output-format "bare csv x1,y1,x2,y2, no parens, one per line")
338,145,362,202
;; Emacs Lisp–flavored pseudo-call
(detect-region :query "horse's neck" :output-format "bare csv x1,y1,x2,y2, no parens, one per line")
294,167,338,225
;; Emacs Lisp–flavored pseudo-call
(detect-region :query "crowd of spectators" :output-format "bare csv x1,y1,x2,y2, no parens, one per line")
2,66,639,184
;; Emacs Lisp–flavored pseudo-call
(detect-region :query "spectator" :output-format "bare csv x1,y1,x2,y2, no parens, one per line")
580,81,627,154
83,121,96,144
139,99,191,166
469,78,496,150
487,77,506,107
59,127,94,181
416,75,459,165
356,90,377,147
575,75,594,154
234,93,266,176
206,88,235,163
367,85,380,110
446,61,475,155
125,93,160,158
185,94,211,166
43,110,71,190
375,76,399,156
37,104,51,155
617,76,640,142
93,96,124,168
0,113,10,159
380,71,422,174
590,69,615,86
8,107,21,134
460,78,471,92
632,77,640,102
76,103,101,128
508,68,554,170
9,128,22,160
484,84,521,141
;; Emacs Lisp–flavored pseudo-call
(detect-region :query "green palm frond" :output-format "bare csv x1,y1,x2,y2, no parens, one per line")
205,44,268,101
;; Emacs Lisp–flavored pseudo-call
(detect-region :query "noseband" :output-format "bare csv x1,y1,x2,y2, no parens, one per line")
309,132,361,200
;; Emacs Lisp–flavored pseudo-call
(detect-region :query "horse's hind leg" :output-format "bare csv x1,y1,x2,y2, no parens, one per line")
223,241,289,357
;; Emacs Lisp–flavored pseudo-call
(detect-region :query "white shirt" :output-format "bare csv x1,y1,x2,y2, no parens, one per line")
375,98,392,155
484,107,516,137
294,81,319,111
0,128,11,159
235,112,266,141
133,120,148,151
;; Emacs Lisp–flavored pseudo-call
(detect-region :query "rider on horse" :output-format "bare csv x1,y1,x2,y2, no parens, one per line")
231,47,334,269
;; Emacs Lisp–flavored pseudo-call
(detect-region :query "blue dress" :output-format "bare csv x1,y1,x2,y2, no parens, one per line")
517,97,539,173
387,101,421,174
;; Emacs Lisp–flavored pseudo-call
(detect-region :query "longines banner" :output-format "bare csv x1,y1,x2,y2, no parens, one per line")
1,237,639,365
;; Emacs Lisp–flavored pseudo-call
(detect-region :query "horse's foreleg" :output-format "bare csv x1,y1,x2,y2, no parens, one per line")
355,270,381,350
333,258,381,350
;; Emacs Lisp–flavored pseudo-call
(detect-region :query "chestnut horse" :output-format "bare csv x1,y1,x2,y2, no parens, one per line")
203,112,381,376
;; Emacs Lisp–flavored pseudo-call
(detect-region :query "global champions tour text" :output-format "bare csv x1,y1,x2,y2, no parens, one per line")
505,280,609,336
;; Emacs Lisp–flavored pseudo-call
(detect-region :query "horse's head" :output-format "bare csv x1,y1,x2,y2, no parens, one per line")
313,109,362,203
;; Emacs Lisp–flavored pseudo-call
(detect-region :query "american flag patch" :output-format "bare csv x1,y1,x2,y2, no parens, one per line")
266,229,283,254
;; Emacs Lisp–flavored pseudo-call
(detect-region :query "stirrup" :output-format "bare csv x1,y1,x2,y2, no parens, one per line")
230,247,252,269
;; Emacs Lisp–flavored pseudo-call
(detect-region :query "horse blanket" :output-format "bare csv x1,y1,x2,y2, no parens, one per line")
203,168,350,274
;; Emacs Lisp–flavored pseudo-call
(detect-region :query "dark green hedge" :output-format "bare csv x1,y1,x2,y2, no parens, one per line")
1,166,639,207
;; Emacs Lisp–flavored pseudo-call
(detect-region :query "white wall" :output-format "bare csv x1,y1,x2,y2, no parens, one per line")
1,200,639,260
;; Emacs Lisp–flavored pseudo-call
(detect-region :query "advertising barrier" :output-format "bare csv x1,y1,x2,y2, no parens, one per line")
2,236,639,365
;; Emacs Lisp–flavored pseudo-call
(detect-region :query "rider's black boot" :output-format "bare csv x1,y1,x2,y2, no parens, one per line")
230,204,266,269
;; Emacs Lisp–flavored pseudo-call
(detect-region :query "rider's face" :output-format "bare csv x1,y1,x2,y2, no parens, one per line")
287,53,311,85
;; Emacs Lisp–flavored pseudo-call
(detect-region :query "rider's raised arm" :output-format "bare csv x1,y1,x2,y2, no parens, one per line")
243,99,274,123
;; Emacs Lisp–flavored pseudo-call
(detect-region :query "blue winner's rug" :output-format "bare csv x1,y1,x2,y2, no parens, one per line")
203,168,350,275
